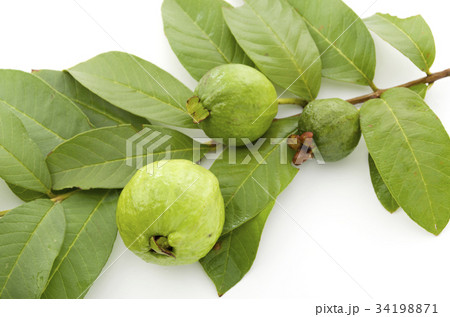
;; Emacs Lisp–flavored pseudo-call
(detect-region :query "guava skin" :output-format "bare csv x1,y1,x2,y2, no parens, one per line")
298,99,361,162
116,160,225,266
194,64,278,146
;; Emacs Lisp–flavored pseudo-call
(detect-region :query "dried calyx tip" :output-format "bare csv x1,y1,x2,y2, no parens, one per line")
291,132,315,166
149,236,175,258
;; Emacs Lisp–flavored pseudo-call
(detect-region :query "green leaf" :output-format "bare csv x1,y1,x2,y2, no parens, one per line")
0,200,65,299
368,155,399,213
287,0,376,87
6,183,48,202
162,0,253,81
409,83,428,99
360,88,450,235
41,190,118,299
223,0,322,101
47,125,209,190
201,201,275,296
34,70,148,129
6,184,73,203
68,51,197,129
211,117,299,234
0,70,92,155
0,107,52,194
364,13,435,73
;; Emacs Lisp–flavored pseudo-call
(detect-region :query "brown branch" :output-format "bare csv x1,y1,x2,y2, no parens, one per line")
346,68,450,105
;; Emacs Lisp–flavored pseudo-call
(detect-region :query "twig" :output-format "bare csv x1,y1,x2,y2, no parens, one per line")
278,68,450,107
347,68,450,105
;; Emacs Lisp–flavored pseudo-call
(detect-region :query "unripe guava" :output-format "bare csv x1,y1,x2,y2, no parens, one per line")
298,98,361,162
116,160,225,266
187,64,278,146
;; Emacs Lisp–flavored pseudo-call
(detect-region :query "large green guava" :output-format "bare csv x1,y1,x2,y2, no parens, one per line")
298,98,361,162
187,64,278,146
116,160,225,266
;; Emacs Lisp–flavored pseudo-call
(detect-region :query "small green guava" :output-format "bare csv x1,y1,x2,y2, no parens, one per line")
116,160,225,266
298,98,361,162
187,64,278,146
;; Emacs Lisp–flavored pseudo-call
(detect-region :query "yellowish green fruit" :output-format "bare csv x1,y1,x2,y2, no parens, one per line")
116,160,225,266
187,64,278,146
298,98,361,162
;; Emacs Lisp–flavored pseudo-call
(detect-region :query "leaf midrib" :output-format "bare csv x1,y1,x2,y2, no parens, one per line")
223,127,297,208
170,0,232,64
376,14,429,72
243,1,314,99
50,147,201,175
300,14,373,85
44,192,109,290
0,142,50,194
0,98,65,143
380,99,436,229
69,71,188,116
71,98,125,125
0,203,58,297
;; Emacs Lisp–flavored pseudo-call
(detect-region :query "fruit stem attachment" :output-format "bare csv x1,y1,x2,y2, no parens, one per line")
347,68,450,105
278,98,308,107
149,236,175,258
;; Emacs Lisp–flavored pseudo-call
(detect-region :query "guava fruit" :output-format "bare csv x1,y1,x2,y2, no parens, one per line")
116,160,225,266
298,98,361,162
187,64,278,146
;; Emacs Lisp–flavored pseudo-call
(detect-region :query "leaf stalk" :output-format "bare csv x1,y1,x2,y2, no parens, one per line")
50,189,81,203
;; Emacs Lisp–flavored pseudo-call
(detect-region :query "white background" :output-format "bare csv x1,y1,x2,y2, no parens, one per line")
0,0,449,311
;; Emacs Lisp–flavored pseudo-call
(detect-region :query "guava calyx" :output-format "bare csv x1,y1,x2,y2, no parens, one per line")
288,132,315,166
186,96,210,124
149,236,175,258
